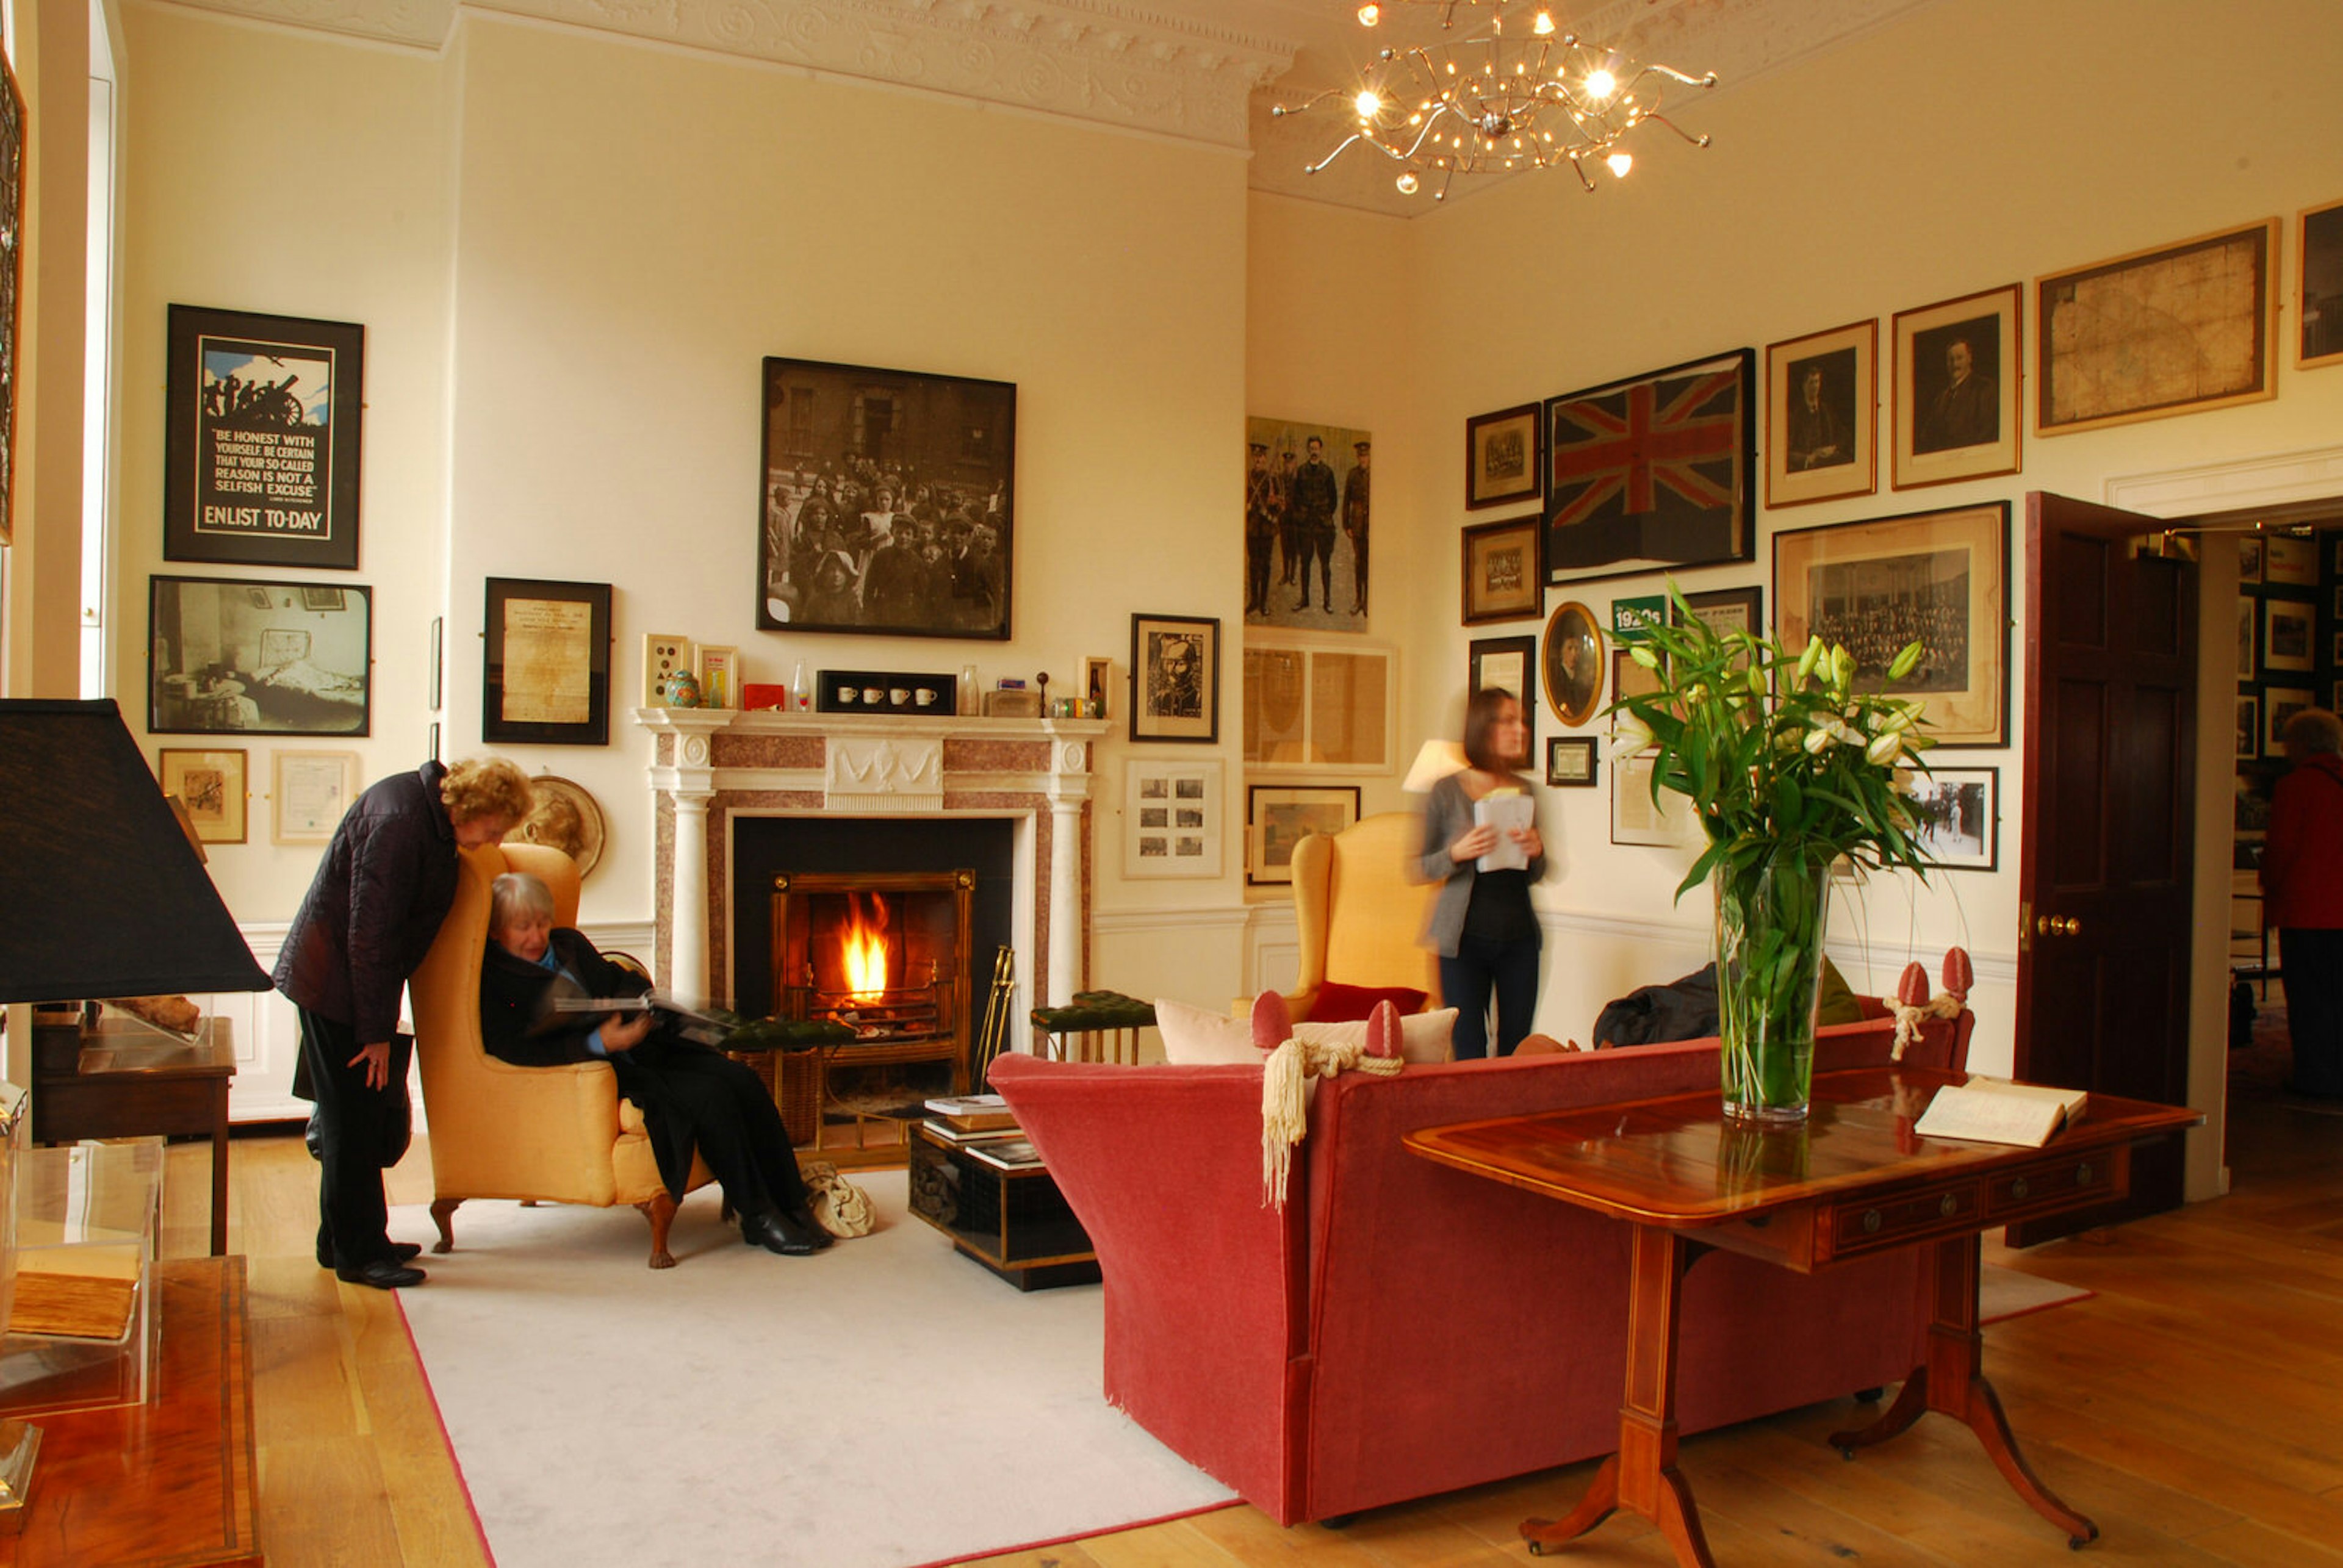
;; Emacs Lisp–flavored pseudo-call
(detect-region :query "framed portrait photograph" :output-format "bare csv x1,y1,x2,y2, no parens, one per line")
1773,501,2010,747
164,304,365,570
483,577,612,746
2238,534,2265,584
1242,637,1395,773
1461,514,1542,624
2236,694,2260,762
1245,415,1373,633
157,747,247,844
1544,348,1755,585
1469,634,1537,750
1465,401,1542,511
1891,284,2021,490
148,575,372,736
755,356,1015,639
694,644,740,709
2302,198,2343,369
1910,766,1998,872
271,749,359,845
1125,758,1223,879
1539,601,1604,728
2265,685,2316,755
1546,736,1599,789
2036,219,2278,436
1765,318,1876,508
1246,784,1361,886
2237,595,2257,680
1131,613,1219,743
2264,597,2316,674
2266,534,2317,586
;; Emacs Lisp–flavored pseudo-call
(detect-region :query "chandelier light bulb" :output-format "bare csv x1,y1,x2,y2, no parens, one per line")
1606,149,1634,178
1396,171,1419,194
1355,88,1382,119
1586,67,1617,99
1531,9,1557,35
1357,2,1380,25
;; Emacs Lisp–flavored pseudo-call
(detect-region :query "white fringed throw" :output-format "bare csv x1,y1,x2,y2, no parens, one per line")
1884,992,1962,1060
1259,1037,1403,1206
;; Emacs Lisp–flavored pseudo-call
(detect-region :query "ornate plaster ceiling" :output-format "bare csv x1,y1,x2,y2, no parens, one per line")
157,0,1938,215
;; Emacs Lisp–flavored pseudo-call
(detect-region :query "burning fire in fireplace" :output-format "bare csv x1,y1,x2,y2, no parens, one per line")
838,892,893,1002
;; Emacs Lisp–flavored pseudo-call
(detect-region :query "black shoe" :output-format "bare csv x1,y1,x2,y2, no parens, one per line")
1293,595,1311,610
319,1240,423,1268
741,1210,820,1256
782,1206,834,1250
337,1259,427,1290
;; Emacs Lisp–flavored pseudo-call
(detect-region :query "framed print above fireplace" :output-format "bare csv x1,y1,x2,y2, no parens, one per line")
755,356,1016,639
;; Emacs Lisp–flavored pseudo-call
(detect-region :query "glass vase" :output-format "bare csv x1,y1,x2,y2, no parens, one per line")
1712,852,1832,1123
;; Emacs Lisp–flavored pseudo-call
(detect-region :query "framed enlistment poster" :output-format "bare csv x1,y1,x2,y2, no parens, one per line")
158,748,247,844
757,356,1015,639
148,575,372,736
271,749,359,844
1544,348,1754,585
1773,501,2010,747
483,577,612,746
2035,219,2278,435
164,305,365,570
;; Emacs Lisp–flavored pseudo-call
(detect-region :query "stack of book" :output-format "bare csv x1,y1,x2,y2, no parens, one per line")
922,1094,1044,1168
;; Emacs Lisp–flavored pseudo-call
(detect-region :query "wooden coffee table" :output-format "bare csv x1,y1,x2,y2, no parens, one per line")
1405,1066,2200,1565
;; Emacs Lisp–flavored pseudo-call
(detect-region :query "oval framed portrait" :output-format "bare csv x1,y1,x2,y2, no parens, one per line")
504,774,608,879
1541,601,1606,728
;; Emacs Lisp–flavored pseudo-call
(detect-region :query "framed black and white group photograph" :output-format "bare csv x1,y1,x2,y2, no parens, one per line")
1772,501,2010,747
148,575,372,736
1464,401,1541,511
164,305,367,570
1460,514,1542,624
1245,414,1373,631
1131,613,1219,744
1890,284,2021,491
756,356,1015,639
1910,766,1997,871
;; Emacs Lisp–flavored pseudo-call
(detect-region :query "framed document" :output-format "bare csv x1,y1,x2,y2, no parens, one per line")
272,749,359,844
483,577,612,746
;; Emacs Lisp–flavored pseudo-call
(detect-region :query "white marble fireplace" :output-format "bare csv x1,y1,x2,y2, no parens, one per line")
633,708,1107,1020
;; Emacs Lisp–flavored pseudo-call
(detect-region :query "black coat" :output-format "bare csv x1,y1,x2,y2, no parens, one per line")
275,761,457,1046
479,927,708,1199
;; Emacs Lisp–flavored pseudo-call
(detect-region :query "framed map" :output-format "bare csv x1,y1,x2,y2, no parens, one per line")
2035,219,2278,435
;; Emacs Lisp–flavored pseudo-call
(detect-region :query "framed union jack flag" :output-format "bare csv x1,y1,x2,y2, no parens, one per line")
1542,348,1755,585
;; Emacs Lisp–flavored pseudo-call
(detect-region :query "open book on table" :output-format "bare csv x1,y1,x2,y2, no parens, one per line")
1914,1076,2088,1148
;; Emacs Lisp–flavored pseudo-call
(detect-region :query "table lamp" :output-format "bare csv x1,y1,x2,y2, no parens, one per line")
0,699,273,1522
1402,739,1469,793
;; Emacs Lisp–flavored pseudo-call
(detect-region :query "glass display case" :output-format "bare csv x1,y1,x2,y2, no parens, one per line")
0,1140,164,1417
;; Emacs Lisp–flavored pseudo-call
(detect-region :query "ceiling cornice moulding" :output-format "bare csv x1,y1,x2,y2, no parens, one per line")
160,0,1300,149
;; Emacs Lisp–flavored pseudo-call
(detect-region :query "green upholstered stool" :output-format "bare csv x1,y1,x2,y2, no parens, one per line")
1029,990,1156,1063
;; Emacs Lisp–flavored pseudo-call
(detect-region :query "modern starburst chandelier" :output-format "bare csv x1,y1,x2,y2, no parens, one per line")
1273,1,1717,201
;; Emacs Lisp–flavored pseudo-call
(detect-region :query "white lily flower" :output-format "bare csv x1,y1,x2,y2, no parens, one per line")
1866,730,1905,766
1613,715,1655,757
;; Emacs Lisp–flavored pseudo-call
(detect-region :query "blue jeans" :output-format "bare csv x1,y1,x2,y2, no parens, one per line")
1439,933,1541,1060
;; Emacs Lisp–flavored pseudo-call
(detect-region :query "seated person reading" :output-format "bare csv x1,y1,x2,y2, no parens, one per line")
478,871,829,1256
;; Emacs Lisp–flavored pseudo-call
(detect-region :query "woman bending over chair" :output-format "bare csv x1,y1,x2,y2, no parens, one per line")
478,872,829,1257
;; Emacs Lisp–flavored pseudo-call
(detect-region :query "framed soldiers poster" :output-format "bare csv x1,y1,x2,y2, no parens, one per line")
164,305,365,570
757,356,1016,639
1544,348,1755,585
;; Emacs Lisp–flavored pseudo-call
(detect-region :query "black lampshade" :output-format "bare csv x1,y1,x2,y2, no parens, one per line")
0,699,272,1003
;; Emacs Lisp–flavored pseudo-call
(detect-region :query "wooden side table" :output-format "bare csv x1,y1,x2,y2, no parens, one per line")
0,1256,260,1566
29,1018,236,1256
1406,1067,2200,1566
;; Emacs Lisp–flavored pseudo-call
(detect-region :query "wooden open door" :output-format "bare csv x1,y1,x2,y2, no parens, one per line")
2012,492,2197,1242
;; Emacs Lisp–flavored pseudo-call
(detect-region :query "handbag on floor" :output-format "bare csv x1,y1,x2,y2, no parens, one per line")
800,1160,876,1238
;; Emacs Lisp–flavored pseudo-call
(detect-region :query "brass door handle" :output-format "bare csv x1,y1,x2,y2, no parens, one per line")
2034,915,2082,937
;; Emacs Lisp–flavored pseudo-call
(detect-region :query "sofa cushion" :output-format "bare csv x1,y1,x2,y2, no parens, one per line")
1156,996,1261,1065
1308,980,1428,1021
1295,1007,1457,1065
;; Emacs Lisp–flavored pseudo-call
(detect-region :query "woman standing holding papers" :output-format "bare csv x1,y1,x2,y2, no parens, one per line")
1416,688,1547,1058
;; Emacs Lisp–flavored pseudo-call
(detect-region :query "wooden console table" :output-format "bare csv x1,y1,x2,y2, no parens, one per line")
0,1256,259,1566
1405,1066,2200,1565
31,1017,236,1256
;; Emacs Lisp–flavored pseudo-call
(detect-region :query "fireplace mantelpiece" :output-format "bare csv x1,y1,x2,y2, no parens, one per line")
635,708,1106,1021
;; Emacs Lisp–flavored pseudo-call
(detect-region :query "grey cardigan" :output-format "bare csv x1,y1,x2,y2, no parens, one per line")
1415,772,1547,958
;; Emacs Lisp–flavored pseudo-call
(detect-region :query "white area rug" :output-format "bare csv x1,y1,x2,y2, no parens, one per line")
1978,1263,2092,1325
393,1171,1234,1568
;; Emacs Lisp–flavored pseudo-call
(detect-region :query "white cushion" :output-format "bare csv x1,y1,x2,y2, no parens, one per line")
1154,996,1262,1065
1294,1007,1458,1065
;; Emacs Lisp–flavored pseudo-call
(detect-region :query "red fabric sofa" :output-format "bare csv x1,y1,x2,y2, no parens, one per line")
990,996,1973,1526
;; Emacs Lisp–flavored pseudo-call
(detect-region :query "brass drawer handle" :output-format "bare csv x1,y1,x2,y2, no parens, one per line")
2011,1177,2030,1201
1939,1193,1959,1218
2076,1160,2095,1186
1862,1209,1883,1234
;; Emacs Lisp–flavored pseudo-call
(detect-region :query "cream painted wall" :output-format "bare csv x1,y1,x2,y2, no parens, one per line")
1251,0,2343,1108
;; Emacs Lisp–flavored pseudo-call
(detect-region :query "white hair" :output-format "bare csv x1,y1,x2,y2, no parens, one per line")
489,871,555,930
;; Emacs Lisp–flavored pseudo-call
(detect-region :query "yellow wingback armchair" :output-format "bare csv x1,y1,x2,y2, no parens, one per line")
407,840,713,1268
1283,811,1442,1021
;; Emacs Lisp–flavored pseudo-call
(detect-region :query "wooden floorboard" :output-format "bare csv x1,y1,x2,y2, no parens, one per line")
132,1084,2343,1566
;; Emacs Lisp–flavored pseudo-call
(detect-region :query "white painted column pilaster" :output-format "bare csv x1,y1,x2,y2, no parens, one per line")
670,789,714,1003
1045,738,1092,1007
